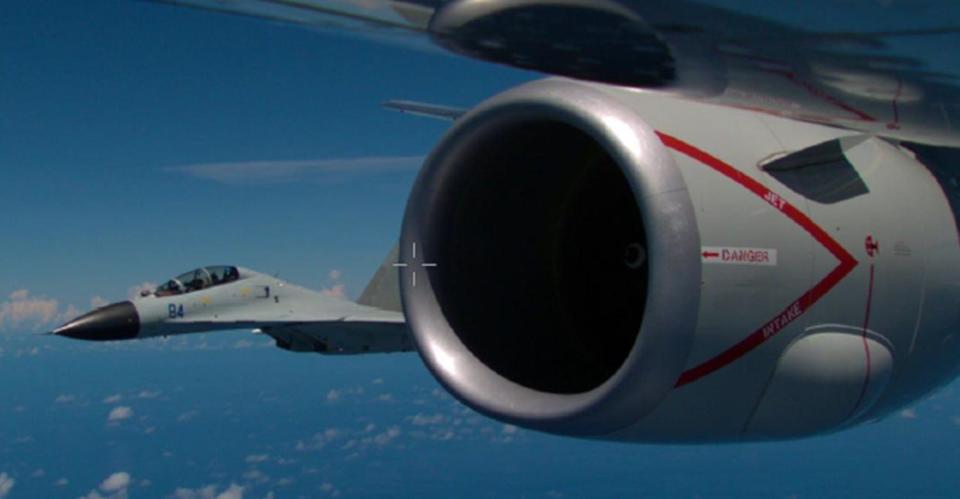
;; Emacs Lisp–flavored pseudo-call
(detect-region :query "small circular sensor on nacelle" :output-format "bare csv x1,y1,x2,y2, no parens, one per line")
624,242,647,270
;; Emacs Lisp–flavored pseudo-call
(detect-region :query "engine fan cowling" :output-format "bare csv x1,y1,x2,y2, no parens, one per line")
399,78,701,436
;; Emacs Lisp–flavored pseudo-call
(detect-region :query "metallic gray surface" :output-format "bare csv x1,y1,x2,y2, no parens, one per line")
400,78,701,436
151,0,960,146
357,244,403,313
428,0,673,86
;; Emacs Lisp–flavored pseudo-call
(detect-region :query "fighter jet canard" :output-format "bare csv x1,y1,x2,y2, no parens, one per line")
53,265,412,355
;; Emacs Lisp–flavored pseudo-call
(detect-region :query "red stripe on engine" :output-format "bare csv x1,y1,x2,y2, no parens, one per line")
654,132,859,387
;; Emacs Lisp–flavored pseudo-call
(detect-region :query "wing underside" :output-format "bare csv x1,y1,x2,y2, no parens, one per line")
261,319,413,354
148,0,960,146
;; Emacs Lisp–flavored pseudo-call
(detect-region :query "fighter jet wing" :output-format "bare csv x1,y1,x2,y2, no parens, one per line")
259,318,411,354
201,288,411,355
147,0,960,147
233,284,411,355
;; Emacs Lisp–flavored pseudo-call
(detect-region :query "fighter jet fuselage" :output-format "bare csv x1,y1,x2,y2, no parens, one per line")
55,266,411,355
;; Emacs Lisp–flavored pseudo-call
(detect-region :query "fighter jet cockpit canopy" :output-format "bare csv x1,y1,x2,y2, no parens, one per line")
147,266,241,297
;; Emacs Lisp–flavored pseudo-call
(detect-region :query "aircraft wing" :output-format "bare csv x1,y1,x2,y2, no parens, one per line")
231,258,411,354
258,318,410,354
168,311,410,355
164,285,412,355
151,0,433,30
149,0,960,147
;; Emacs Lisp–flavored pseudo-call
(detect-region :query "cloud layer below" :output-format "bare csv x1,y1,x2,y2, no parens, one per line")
0,290,78,332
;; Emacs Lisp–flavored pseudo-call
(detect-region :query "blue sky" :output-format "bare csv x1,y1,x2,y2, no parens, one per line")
0,0,533,326
2,1,960,498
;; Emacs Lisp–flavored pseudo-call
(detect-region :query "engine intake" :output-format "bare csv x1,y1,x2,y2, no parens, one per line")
401,79,701,436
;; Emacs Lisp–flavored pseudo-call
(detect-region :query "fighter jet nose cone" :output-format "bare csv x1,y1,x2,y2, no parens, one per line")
53,301,140,341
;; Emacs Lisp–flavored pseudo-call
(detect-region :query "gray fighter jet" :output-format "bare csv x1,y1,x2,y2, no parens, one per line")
53,263,411,355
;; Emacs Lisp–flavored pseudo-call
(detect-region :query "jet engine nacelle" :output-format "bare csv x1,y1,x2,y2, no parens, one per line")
399,78,960,442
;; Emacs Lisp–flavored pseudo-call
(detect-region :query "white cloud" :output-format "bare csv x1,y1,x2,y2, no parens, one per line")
320,482,341,496
128,282,158,300
0,473,14,499
102,394,122,404
100,472,131,492
54,394,77,404
322,428,342,441
79,471,131,499
216,483,244,499
319,269,348,298
168,156,423,185
177,410,199,422
171,483,244,499
242,470,269,483
900,408,918,419
61,304,81,322
502,424,518,434
295,428,342,451
373,426,401,446
90,296,110,309
320,284,347,299
0,289,110,332
326,390,341,402
410,413,445,426
244,454,269,464
137,390,161,399
55,478,69,487
107,406,133,422
0,290,61,331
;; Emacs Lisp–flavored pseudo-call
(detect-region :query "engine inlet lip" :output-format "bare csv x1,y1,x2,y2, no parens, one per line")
401,78,701,436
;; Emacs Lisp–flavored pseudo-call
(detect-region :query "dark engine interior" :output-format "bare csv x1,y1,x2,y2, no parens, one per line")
427,121,648,393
